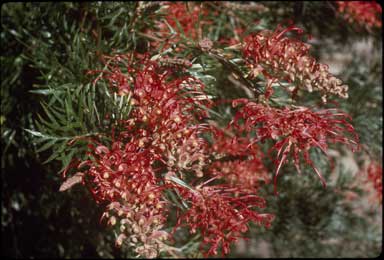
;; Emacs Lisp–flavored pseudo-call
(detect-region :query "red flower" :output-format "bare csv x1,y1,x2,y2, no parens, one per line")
66,54,223,257
337,1,382,29
174,181,274,256
209,160,269,192
243,25,349,102
77,139,170,258
163,2,208,40
366,161,383,203
208,127,270,190
232,100,359,194
147,2,212,51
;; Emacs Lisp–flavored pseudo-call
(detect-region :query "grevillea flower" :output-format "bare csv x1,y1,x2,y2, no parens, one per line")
231,99,359,193
100,55,212,178
65,53,276,257
209,160,269,192
208,128,269,191
337,1,382,29
65,54,215,257
80,141,169,258
163,2,209,40
365,161,382,203
243,24,349,102
148,2,212,51
174,181,274,256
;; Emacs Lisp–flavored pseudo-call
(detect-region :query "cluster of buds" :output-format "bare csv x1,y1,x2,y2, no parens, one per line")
220,1,269,12
243,25,349,102
158,57,193,68
336,1,382,29
231,99,359,194
175,182,274,256
365,161,382,203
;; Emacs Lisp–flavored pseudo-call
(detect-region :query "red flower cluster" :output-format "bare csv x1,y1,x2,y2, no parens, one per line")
366,161,383,203
62,54,274,257
58,16,363,258
208,128,269,191
163,2,209,40
174,182,274,256
231,99,359,194
77,55,215,257
148,2,212,51
337,1,382,29
82,142,168,258
243,25,349,102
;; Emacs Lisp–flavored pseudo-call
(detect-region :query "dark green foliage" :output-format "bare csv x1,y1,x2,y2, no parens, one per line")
1,2,149,257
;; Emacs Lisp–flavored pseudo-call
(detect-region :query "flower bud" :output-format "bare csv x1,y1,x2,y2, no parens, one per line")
109,216,117,226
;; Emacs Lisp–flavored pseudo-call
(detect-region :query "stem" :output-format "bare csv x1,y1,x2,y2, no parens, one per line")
206,49,264,96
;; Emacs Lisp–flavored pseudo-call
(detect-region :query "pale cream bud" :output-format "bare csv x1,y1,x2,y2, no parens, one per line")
148,193,155,200
116,234,127,247
109,216,117,226
174,116,181,123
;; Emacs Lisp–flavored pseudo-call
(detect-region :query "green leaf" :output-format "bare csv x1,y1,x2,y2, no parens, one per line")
162,18,176,35
45,104,67,125
24,129,50,139
36,139,57,153
29,89,62,95
65,95,74,122
41,103,59,127
173,18,186,38
43,151,60,164
36,113,57,131
43,141,68,164
59,149,77,173
167,176,195,192
24,129,67,141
